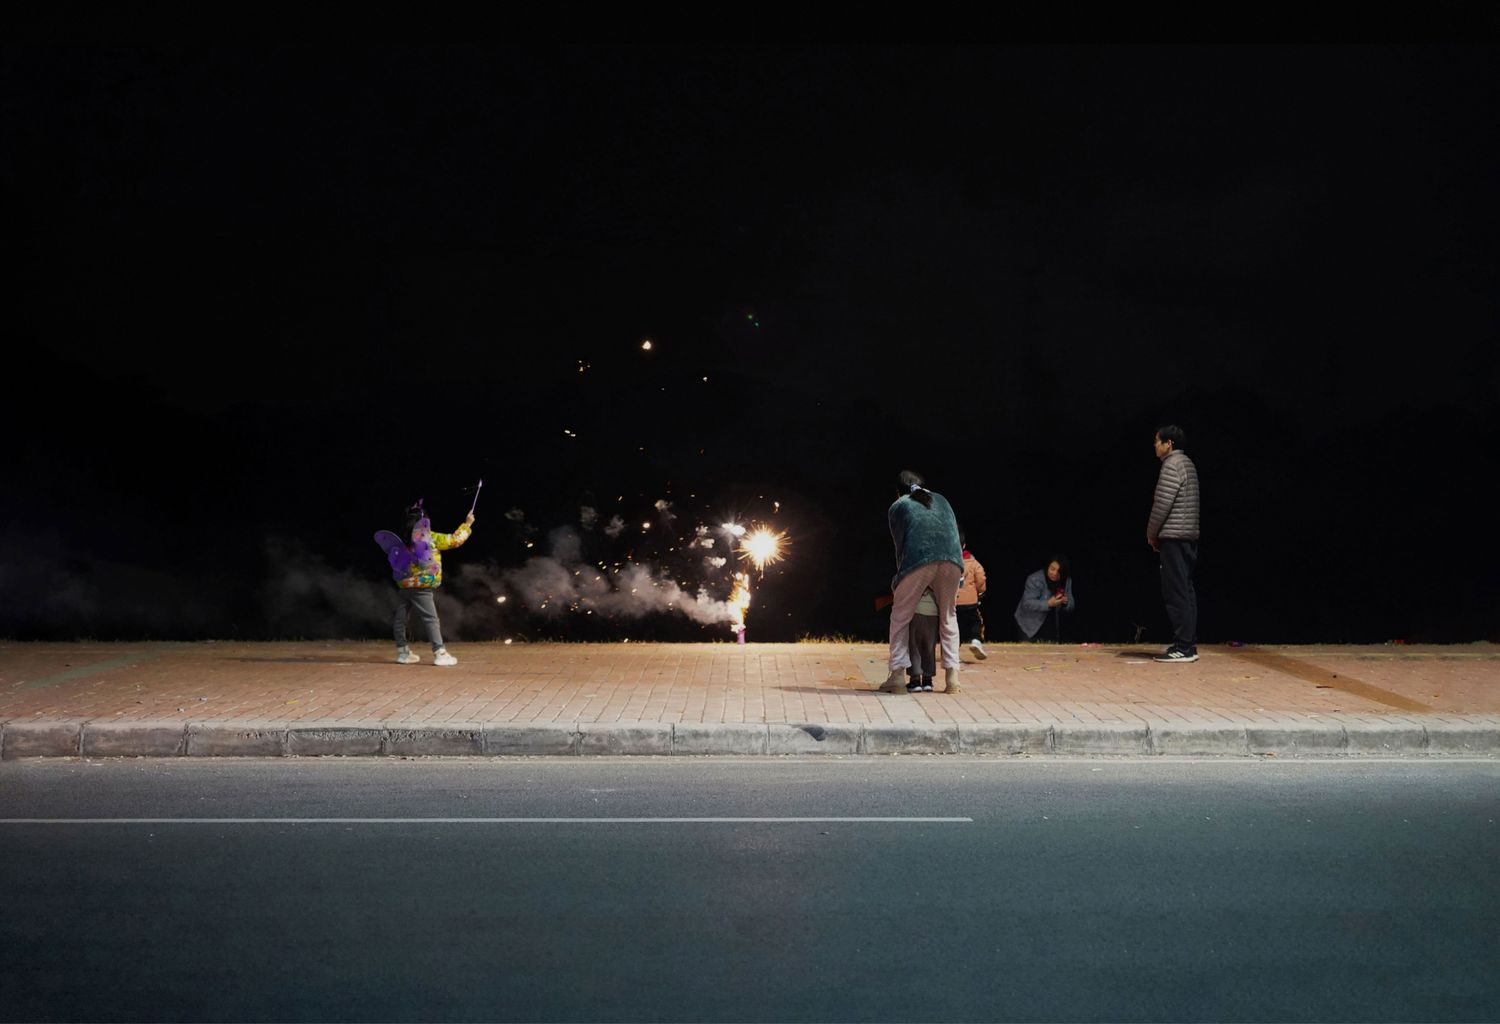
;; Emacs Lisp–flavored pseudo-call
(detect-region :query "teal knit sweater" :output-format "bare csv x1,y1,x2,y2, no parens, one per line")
887,491,963,588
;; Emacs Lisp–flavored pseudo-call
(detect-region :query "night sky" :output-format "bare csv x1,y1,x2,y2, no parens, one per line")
5,45,1497,645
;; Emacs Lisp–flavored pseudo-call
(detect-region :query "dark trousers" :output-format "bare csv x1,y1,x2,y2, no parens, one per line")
956,605,985,644
1016,610,1064,642
393,588,445,651
1159,539,1199,649
907,613,938,679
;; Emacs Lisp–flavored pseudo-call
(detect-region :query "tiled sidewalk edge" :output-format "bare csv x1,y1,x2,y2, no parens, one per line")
3,717,1499,758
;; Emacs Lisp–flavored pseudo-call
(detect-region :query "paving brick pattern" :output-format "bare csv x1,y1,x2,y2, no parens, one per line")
2,641,1495,732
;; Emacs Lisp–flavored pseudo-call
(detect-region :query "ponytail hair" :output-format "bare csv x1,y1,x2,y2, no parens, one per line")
404,500,426,533
898,470,934,509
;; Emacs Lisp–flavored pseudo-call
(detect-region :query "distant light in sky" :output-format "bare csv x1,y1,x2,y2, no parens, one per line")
641,339,653,351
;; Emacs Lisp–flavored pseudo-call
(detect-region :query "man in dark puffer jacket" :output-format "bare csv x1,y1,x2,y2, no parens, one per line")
1146,424,1200,662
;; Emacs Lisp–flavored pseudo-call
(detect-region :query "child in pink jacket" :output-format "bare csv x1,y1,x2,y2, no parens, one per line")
956,531,987,659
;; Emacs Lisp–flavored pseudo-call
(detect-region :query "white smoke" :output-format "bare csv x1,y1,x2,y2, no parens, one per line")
495,527,737,626
262,538,393,637
253,510,745,642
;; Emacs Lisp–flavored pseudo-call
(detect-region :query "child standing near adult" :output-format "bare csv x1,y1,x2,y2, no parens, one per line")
881,470,965,694
906,588,939,691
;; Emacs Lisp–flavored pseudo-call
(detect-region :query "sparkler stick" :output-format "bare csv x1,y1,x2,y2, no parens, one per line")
468,479,484,516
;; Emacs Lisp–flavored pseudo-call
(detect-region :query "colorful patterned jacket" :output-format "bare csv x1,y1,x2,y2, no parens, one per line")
396,521,472,589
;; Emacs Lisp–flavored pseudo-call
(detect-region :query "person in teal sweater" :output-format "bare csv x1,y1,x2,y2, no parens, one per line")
880,470,965,694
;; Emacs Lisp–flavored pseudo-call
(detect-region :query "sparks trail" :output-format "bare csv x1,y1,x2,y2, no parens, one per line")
739,527,787,574
489,502,791,642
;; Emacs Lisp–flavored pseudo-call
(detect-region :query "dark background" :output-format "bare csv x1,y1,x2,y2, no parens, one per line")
3,44,1497,645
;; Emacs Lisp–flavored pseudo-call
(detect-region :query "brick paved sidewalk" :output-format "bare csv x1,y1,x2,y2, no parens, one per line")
2,641,1497,757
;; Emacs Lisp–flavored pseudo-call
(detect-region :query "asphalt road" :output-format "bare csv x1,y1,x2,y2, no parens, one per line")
2,758,1497,1023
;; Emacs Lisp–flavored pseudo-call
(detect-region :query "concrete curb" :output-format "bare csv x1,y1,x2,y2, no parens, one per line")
287,724,385,757
83,721,187,758
483,722,580,756
1246,722,1347,757
862,724,960,755
187,721,288,757
674,723,769,756
2,719,86,758
767,723,861,755
1425,722,1500,756
2,717,1499,759
1148,721,1251,757
957,723,1050,755
578,722,672,756
1054,722,1152,756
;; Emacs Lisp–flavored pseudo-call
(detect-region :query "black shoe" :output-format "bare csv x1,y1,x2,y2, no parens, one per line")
1154,647,1199,663
906,680,924,693
921,677,935,692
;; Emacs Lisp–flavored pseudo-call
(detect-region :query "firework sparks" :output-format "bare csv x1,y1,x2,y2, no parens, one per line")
715,522,787,641
738,526,786,573
727,572,751,643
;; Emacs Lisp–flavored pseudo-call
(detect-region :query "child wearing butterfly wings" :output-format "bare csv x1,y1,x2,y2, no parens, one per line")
374,503,475,666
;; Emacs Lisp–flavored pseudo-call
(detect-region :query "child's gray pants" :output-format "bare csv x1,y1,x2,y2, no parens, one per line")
393,589,444,651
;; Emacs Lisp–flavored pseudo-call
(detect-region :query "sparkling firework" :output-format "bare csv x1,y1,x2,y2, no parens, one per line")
727,572,751,642
738,526,787,573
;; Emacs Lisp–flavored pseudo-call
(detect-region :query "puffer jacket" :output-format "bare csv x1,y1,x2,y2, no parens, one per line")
397,521,472,589
955,551,986,606
1147,450,1200,542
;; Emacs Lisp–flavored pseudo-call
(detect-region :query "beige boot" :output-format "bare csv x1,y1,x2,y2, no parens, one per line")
945,667,962,693
878,669,909,693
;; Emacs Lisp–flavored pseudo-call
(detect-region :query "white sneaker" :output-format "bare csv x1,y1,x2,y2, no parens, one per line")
969,638,988,660
396,650,420,665
433,649,458,667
